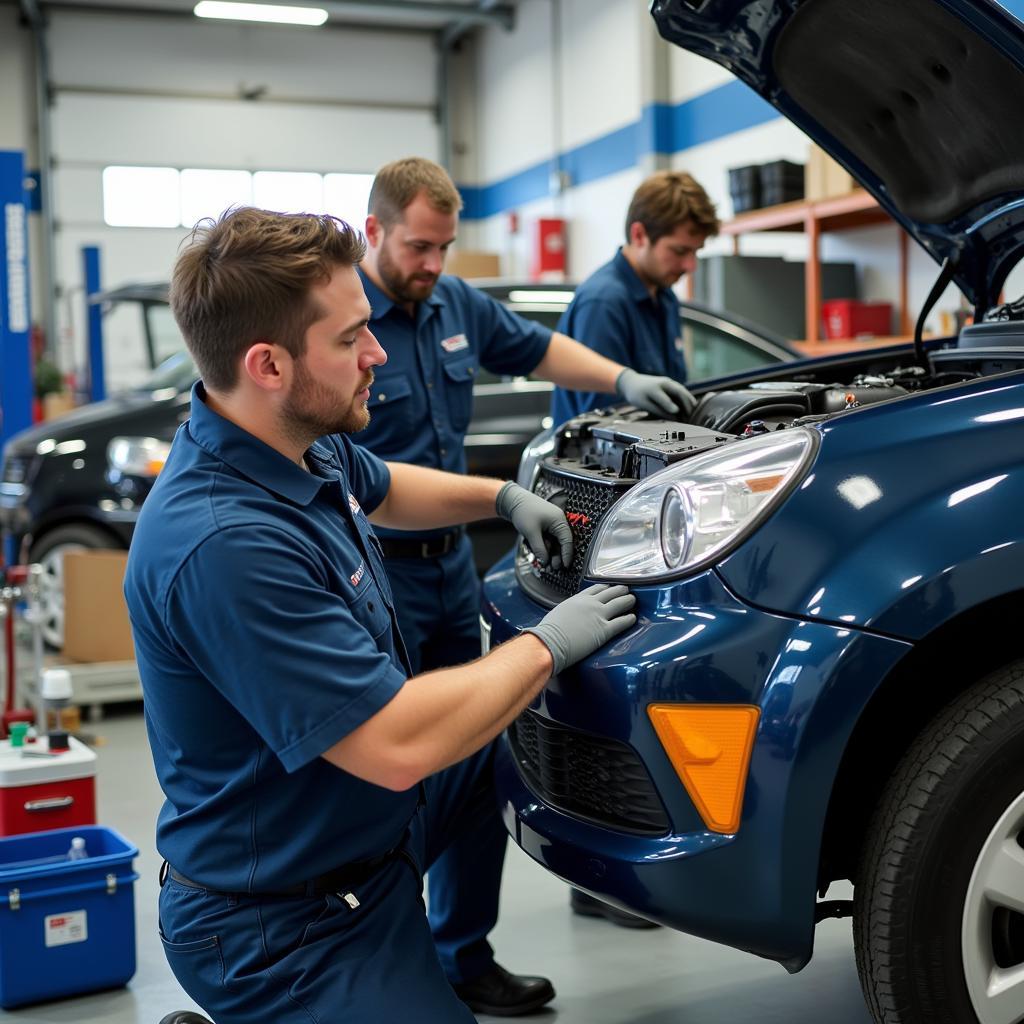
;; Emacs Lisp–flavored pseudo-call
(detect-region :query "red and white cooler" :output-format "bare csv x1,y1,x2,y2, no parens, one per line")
0,737,97,837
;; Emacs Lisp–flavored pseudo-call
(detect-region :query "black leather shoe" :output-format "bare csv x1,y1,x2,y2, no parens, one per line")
158,1014,215,1024
569,888,660,929
452,962,555,1017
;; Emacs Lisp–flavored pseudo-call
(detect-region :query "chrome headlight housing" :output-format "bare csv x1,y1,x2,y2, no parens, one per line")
586,427,817,582
516,426,556,491
107,436,172,478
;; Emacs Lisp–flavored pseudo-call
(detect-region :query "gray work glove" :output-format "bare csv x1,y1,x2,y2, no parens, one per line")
524,583,637,675
496,481,574,571
616,368,696,418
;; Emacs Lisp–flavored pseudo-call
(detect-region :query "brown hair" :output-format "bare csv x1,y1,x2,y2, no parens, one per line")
368,157,463,229
170,207,366,392
625,171,720,245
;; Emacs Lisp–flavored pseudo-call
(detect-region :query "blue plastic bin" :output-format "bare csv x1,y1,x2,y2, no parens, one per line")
0,824,138,1008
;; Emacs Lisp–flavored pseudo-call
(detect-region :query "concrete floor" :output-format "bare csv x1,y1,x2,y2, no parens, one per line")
9,704,874,1024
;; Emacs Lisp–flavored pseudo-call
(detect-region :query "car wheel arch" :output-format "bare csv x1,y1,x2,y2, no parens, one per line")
816,589,1024,893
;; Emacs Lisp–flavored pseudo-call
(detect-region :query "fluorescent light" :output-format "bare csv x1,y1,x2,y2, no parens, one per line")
194,1,328,25
508,290,576,304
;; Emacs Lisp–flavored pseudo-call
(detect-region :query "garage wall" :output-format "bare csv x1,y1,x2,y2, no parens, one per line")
46,11,439,387
454,0,1024,331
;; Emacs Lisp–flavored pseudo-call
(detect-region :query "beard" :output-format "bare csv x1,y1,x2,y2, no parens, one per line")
377,241,439,304
282,358,374,444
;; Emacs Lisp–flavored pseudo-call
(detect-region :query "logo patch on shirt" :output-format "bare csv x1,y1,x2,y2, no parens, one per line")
350,561,366,587
348,492,362,516
440,333,469,353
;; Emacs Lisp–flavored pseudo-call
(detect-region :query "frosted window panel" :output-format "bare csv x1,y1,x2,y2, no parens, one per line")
181,169,253,227
103,166,180,227
323,173,373,228
252,172,324,214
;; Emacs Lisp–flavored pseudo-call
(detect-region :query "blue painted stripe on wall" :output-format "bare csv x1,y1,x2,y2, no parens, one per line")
460,1,1024,221
459,80,777,220
668,80,776,152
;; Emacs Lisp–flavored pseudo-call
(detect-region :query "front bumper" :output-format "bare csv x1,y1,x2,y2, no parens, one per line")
483,553,912,969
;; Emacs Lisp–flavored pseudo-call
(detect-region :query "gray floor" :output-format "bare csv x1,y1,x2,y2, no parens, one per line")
10,705,874,1024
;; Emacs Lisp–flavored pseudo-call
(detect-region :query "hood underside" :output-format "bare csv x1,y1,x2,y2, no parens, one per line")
650,0,1024,314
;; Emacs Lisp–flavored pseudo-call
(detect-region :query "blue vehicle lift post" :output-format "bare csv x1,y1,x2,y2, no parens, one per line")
0,151,34,569
82,246,105,404
0,150,34,452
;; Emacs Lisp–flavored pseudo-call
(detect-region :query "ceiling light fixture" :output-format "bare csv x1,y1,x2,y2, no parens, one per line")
193,1,328,26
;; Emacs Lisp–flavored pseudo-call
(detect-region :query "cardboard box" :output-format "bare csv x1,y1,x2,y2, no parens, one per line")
444,250,501,279
63,551,135,663
42,392,76,421
805,144,857,201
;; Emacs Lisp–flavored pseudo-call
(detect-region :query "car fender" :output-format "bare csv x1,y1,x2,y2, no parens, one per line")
717,372,1024,637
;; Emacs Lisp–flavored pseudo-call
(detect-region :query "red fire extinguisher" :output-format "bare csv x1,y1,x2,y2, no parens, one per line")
532,218,567,281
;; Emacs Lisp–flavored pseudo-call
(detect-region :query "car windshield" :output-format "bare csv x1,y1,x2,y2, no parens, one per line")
142,350,198,391
149,302,188,366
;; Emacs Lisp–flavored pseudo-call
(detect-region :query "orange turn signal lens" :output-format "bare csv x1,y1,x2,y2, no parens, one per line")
647,704,760,834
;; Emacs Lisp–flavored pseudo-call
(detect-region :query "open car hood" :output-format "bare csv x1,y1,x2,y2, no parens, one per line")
650,0,1024,315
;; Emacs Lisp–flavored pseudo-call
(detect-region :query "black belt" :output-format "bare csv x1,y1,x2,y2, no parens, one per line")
377,528,463,559
160,847,400,900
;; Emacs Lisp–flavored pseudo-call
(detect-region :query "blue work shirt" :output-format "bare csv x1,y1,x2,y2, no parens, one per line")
550,248,686,425
356,268,551,538
125,383,416,892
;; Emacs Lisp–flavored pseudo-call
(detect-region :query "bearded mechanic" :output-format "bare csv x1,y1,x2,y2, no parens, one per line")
353,158,693,978
356,156,693,673
125,207,638,1022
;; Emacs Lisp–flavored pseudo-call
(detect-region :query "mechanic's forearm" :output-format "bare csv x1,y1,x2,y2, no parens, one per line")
532,332,624,393
370,462,503,530
321,633,554,790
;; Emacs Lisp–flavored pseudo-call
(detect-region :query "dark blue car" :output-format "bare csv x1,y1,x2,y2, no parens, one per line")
481,2,1024,1022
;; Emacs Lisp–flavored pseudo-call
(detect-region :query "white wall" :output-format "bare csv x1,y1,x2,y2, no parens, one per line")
44,10,439,389
456,2,985,334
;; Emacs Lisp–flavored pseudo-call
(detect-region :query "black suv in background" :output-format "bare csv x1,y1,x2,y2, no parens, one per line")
0,281,796,648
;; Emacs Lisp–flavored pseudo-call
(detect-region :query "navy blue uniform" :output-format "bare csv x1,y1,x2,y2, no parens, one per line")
550,248,686,425
355,267,551,671
126,384,505,1022
354,270,551,981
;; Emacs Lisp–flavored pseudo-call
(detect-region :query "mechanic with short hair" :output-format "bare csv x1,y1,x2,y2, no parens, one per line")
353,156,695,984
126,207,638,1022
550,170,720,426
550,170,719,927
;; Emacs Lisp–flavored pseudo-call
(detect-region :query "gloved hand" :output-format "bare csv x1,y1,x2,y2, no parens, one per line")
524,583,637,675
496,481,574,571
616,368,696,418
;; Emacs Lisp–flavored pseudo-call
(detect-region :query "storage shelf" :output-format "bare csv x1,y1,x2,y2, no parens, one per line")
720,189,910,343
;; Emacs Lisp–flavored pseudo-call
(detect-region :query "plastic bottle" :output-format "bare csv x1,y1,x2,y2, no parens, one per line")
66,836,88,861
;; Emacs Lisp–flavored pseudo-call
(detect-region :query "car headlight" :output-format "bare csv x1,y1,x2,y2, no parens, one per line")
516,426,556,490
586,427,817,581
107,436,172,477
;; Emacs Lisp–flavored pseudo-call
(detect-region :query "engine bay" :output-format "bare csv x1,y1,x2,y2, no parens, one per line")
517,333,1024,604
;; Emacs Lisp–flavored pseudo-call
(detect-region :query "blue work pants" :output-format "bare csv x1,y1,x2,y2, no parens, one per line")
384,536,506,983
158,741,506,1022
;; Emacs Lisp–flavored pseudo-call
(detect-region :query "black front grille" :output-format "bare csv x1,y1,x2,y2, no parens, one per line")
528,467,630,596
2,455,33,485
508,709,669,835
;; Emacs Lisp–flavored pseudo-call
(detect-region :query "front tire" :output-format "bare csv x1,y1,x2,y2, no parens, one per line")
854,661,1024,1024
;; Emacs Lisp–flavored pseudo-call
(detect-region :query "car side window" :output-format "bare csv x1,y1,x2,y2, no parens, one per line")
681,313,782,381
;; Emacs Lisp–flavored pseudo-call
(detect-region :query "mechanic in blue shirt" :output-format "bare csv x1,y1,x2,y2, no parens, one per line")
354,157,694,959
551,170,720,426
125,207,637,1022
356,157,691,675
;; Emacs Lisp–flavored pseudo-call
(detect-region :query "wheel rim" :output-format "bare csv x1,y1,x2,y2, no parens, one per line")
35,542,87,649
962,787,1024,1024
